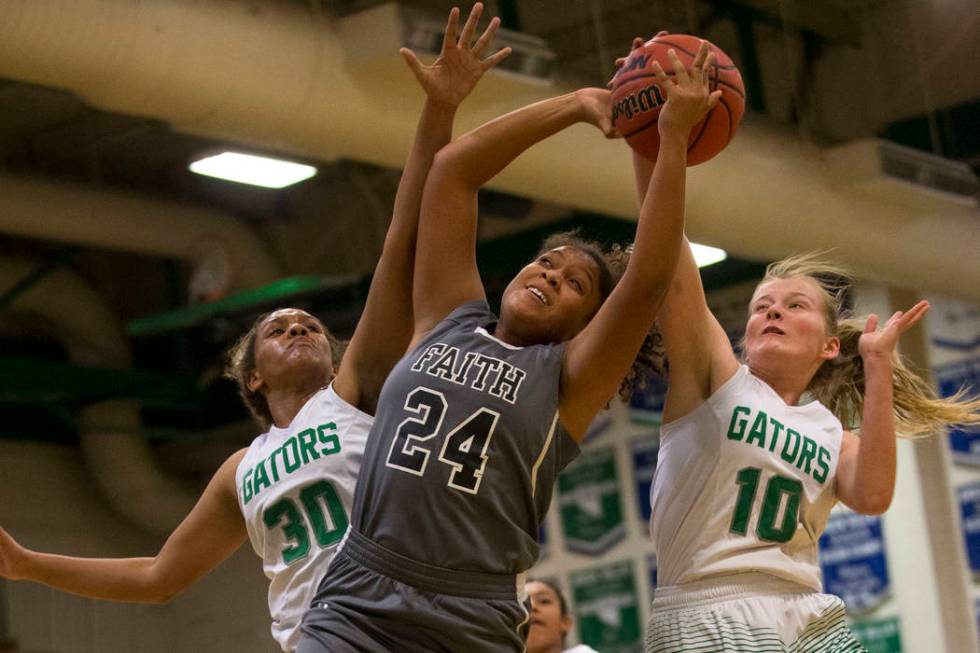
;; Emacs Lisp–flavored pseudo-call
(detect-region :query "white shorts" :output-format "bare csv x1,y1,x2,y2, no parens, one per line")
645,572,867,653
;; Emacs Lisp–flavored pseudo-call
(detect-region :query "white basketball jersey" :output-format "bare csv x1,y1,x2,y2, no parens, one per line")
236,384,372,651
650,365,842,591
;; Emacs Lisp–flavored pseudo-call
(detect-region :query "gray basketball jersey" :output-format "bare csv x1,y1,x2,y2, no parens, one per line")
351,300,580,574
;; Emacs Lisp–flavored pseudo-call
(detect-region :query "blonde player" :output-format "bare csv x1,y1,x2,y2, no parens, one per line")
629,153,980,649
0,6,509,651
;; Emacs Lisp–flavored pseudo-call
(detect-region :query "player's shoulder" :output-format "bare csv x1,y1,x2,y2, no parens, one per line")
216,447,250,495
223,447,249,472
444,299,494,327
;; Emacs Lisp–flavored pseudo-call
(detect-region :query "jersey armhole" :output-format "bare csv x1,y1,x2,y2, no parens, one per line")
660,365,749,439
326,382,375,423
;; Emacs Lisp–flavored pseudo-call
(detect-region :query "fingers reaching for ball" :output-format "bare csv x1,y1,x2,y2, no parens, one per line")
657,41,722,137
610,33,745,164
611,36,649,87
576,88,621,139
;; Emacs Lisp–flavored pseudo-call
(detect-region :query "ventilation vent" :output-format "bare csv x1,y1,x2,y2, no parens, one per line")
877,140,978,200
826,139,978,206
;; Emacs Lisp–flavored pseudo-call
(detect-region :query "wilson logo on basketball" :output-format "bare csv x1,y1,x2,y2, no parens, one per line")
610,32,745,166
611,53,652,80
611,84,665,123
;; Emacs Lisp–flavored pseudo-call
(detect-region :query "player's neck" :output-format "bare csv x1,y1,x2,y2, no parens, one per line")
489,319,536,348
266,385,323,428
748,362,814,406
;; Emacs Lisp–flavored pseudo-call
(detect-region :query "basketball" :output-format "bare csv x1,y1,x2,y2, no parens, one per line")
610,33,745,165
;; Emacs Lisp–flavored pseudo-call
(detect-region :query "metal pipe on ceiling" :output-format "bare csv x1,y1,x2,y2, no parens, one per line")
0,258,198,535
0,174,279,291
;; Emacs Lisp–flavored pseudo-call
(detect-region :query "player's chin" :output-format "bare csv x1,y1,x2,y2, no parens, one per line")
503,293,547,322
286,349,331,374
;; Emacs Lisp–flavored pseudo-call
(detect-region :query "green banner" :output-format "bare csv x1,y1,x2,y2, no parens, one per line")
571,561,642,653
558,446,626,555
851,617,902,653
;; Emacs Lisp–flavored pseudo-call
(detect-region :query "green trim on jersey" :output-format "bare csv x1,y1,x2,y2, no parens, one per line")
646,603,868,653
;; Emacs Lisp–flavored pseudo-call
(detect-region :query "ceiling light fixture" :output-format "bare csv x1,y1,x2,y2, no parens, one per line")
691,242,727,268
189,152,317,189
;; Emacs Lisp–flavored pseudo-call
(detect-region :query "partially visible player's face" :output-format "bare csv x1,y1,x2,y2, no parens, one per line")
499,247,604,345
248,308,334,395
525,581,570,653
744,277,839,370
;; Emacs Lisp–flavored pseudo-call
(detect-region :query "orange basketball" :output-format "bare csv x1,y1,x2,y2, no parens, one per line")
610,33,745,166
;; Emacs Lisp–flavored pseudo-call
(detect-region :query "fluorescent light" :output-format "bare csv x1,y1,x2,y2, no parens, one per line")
691,242,727,268
189,152,317,189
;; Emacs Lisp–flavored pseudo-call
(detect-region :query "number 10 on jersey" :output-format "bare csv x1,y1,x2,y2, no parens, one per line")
729,466,803,543
385,387,500,494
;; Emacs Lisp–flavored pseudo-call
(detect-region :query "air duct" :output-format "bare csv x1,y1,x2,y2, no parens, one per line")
0,175,279,291
0,0,976,301
0,259,197,534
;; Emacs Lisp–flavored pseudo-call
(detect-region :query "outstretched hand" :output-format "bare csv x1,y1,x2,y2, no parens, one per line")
400,3,512,108
576,87,619,138
0,526,27,580
858,300,930,362
652,40,721,138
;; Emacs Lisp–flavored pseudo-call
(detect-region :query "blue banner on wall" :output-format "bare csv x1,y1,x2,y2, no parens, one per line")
934,358,980,466
538,519,549,561
628,376,667,425
631,437,659,525
646,553,658,596
819,512,890,614
957,481,980,577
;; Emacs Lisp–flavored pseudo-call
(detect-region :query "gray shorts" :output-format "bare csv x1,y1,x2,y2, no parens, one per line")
297,529,530,653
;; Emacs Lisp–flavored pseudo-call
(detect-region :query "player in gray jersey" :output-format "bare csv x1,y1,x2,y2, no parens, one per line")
298,42,721,653
0,6,510,650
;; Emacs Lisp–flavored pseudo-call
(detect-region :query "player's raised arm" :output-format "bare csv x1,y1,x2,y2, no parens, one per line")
412,88,617,340
634,146,738,422
559,43,721,438
333,3,509,414
0,449,247,603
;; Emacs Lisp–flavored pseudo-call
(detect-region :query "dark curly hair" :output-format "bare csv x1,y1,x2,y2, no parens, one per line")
537,230,665,402
223,310,346,429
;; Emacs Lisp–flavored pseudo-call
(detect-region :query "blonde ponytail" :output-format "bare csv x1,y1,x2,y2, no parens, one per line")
762,253,980,438
808,318,980,437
